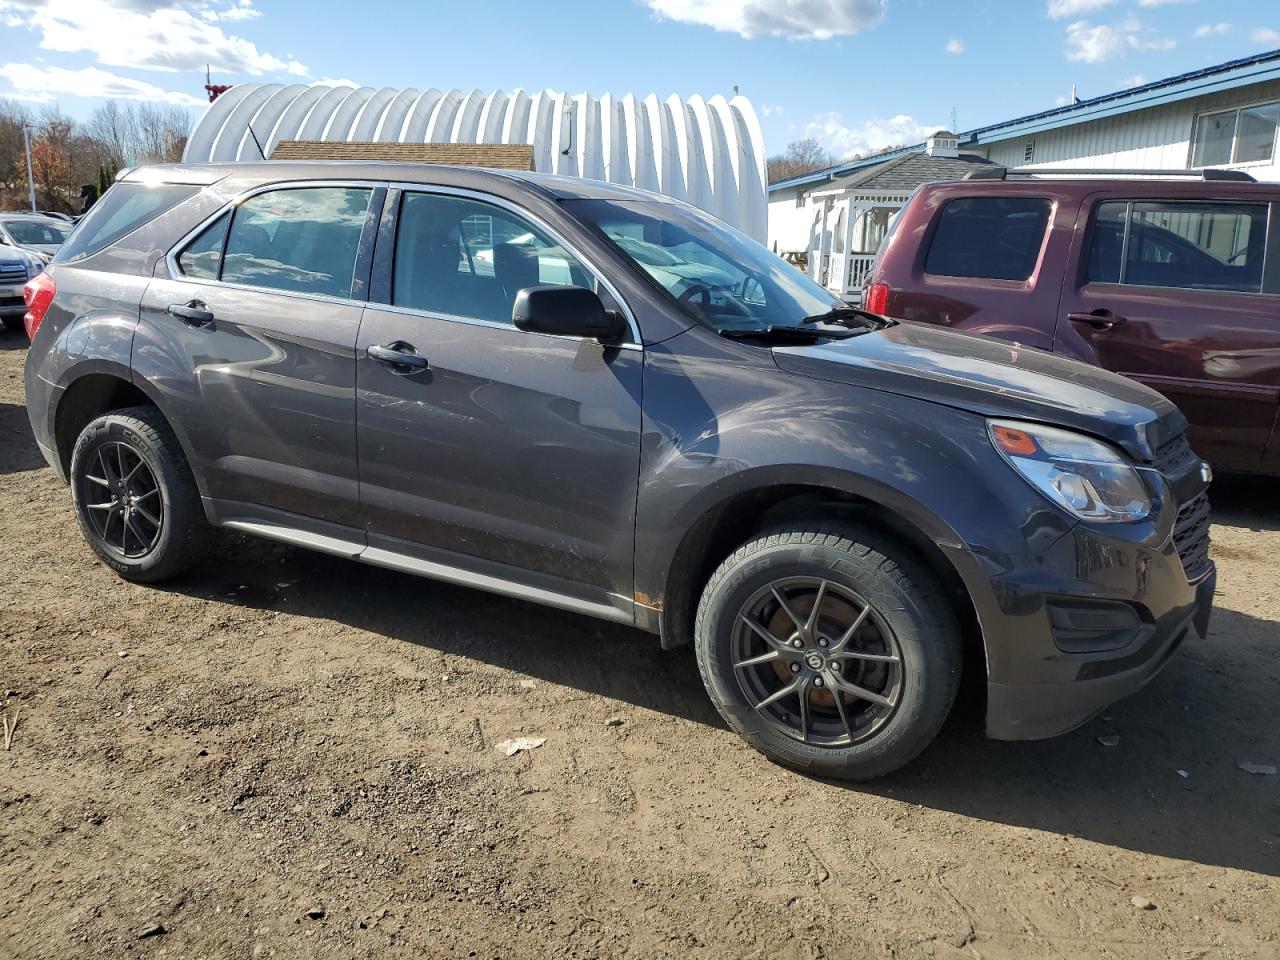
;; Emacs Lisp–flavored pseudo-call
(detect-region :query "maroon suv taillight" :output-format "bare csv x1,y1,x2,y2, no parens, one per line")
23,271,55,342
864,281,889,316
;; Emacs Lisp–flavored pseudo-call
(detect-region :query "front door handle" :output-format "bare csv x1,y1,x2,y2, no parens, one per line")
167,300,215,327
1067,310,1127,331
367,341,429,373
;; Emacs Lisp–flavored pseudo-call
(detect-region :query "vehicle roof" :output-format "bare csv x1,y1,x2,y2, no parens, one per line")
0,212,69,221
918,175,1280,197
125,161,673,204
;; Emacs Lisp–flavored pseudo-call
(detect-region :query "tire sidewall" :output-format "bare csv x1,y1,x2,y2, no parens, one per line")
697,536,956,778
70,415,182,579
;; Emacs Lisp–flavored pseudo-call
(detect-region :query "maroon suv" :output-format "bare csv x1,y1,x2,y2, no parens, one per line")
866,173,1280,475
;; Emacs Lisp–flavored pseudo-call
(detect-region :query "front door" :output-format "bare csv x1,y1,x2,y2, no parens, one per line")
136,183,381,530
1055,196,1280,472
355,188,643,614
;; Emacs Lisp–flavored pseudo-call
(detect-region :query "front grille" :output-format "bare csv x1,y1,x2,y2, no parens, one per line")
0,260,27,284
1153,432,1198,478
1173,492,1212,581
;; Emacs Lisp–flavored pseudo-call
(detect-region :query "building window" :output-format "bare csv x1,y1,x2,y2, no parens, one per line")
1192,102,1280,167
1023,141,1035,163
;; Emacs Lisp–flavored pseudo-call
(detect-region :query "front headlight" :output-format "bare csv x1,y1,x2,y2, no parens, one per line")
988,419,1151,523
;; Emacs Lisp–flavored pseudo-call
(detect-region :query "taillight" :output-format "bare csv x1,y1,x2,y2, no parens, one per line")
23,271,55,341
864,281,889,316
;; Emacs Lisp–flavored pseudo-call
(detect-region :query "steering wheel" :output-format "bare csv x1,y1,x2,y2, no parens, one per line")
678,284,712,310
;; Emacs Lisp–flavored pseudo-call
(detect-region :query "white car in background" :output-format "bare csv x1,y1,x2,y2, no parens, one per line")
0,241,44,332
0,214,73,264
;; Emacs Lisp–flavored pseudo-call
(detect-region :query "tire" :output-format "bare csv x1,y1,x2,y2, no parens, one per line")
69,406,209,583
695,525,962,781
2,315,23,333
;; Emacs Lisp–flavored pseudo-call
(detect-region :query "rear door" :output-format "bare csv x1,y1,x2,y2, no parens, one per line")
1055,195,1280,472
136,182,383,532
354,187,643,617
883,186,1079,351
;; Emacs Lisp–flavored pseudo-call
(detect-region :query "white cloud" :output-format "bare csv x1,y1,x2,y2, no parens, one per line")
760,103,783,117
1137,0,1193,6
803,111,940,159
0,62,203,104
1119,73,1148,87
1064,17,1174,62
945,37,965,54
1047,0,1116,20
1193,22,1231,38
1253,27,1280,46
645,0,885,40
202,0,261,21
0,0,307,76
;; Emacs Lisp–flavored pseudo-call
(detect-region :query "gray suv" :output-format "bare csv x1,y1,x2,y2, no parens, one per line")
23,162,1215,779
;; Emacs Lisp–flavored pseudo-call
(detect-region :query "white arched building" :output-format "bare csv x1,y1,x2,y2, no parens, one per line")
183,84,768,240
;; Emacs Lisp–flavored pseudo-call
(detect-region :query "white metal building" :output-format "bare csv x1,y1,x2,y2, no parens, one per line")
184,84,768,240
770,48,1280,296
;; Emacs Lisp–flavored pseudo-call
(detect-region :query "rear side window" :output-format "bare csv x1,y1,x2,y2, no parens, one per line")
1088,200,1268,293
924,197,1051,281
177,212,229,280
58,182,199,262
220,187,372,299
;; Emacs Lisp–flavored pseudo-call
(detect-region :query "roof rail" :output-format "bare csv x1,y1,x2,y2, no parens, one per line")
965,166,1256,182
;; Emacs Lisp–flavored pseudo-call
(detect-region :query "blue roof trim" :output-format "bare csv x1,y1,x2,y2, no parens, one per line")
769,48,1280,195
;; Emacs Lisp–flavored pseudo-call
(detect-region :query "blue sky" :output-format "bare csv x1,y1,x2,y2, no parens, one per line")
0,0,1277,158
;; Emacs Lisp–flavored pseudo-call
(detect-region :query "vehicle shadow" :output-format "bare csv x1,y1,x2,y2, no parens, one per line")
177,527,1279,878
0,401,47,475
1210,472,1280,532
0,327,28,351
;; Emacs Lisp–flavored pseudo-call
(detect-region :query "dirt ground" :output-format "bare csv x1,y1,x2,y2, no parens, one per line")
0,327,1277,960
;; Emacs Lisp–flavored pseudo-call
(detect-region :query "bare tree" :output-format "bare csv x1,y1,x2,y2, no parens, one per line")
766,138,835,184
84,99,194,167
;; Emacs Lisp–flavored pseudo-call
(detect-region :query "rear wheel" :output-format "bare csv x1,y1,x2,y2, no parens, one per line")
69,406,208,582
695,525,962,780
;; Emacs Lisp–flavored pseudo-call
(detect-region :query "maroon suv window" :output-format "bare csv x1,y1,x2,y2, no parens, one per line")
1088,200,1268,293
924,197,1051,282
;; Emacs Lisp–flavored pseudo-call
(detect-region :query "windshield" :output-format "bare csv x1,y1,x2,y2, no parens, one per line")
566,198,841,332
5,220,71,245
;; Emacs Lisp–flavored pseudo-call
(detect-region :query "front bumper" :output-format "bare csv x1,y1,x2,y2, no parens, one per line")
984,567,1214,740
942,469,1215,742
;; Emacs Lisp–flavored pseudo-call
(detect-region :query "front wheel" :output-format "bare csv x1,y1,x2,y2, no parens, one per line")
69,406,209,582
694,526,962,781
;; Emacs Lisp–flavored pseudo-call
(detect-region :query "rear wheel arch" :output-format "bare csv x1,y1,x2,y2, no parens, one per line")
656,479,983,673
53,373,203,497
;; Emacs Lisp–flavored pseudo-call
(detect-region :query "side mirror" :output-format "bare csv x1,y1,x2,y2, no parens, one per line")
512,285,627,343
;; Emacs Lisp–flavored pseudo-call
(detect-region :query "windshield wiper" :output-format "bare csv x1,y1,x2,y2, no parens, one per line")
717,325,861,343
800,305,895,329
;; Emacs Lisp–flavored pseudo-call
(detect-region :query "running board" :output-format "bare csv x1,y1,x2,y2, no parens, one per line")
218,515,633,627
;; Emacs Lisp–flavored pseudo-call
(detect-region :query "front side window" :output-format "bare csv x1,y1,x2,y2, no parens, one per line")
220,187,372,299
924,197,1051,282
1192,102,1280,166
392,192,597,325
3,220,71,246
566,197,841,334
1087,200,1267,293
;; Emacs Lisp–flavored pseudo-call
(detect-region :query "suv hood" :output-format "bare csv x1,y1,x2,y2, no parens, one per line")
773,320,1185,460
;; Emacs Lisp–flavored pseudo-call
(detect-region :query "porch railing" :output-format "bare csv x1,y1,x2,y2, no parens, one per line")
844,254,877,300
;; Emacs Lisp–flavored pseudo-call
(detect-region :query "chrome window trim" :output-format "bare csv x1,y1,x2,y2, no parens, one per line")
164,179,382,304
386,182,643,346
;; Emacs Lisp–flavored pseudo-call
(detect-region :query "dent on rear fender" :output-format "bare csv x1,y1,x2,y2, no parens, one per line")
45,310,140,387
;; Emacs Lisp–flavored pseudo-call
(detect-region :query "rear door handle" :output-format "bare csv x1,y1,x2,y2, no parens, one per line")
367,341,429,373
167,301,215,327
1067,310,1127,331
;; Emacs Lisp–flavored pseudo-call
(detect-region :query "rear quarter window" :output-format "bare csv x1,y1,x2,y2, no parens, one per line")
57,182,200,263
924,197,1051,282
